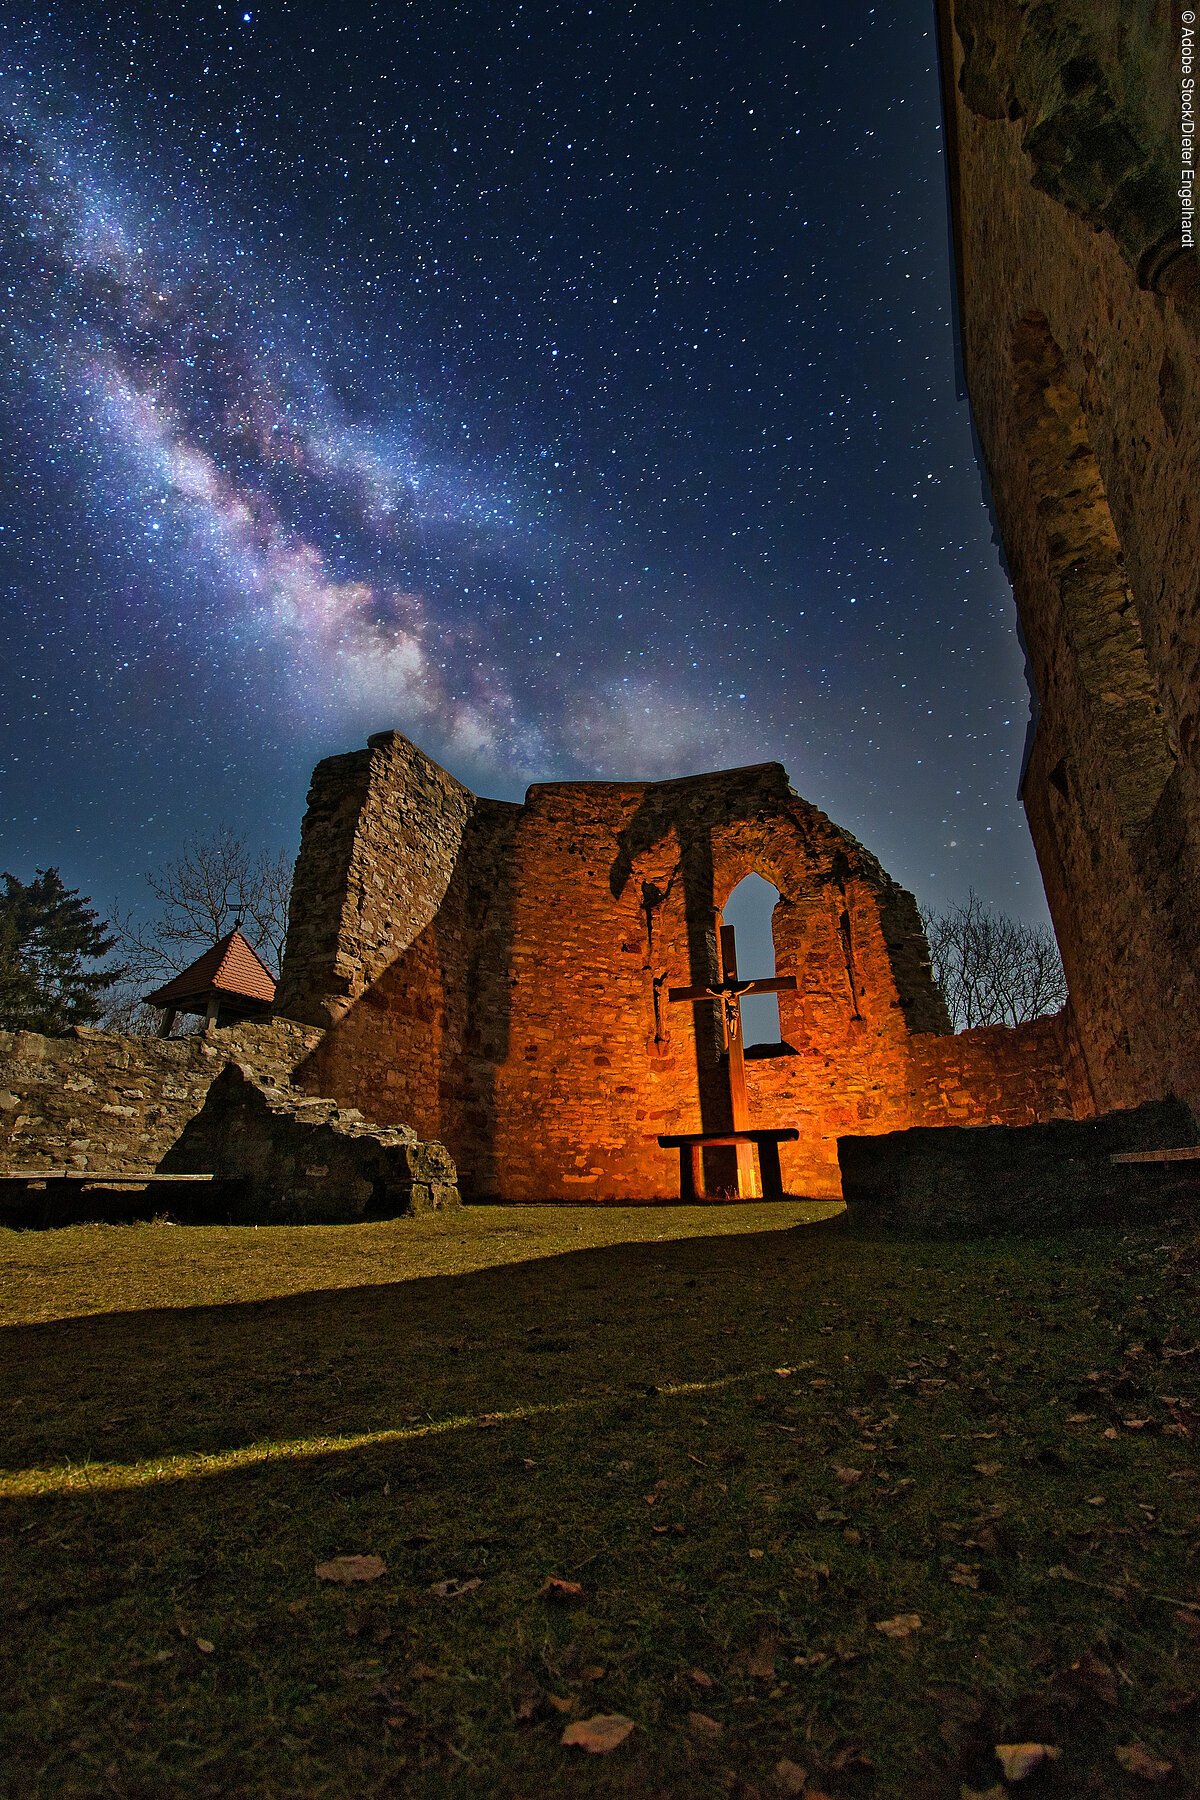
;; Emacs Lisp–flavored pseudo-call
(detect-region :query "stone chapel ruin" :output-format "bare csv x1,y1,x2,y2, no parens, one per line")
6,0,1197,1223
273,731,1086,1203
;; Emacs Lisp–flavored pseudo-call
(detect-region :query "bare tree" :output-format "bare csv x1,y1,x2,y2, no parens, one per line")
103,830,293,1033
919,890,1068,1031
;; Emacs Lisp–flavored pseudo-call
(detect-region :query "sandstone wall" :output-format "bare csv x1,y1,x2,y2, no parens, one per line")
943,0,1200,1115
162,1063,459,1222
275,730,478,1027
283,736,1082,1201
0,1019,323,1176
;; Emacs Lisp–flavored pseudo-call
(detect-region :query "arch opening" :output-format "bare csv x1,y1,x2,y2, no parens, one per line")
720,872,784,1049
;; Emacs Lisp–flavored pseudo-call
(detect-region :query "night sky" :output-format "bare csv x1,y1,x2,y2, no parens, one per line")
1,0,1048,946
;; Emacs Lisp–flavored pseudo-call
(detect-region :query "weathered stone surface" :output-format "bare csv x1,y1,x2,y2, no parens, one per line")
277,732,1088,1202
275,731,476,1027
162,1063,459,1222
941,1,1200,1118
0,1019,322,1177
838,1099,1198,1236
951,0,1179,280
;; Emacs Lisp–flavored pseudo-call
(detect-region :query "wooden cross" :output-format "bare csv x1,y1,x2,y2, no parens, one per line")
667,922,797,1195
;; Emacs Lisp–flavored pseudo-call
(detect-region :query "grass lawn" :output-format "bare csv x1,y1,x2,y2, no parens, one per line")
1,1202,1197,1798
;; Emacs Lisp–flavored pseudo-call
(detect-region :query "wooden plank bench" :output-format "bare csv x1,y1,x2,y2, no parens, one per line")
0,1171,214,1228
1110,1147,1200,1165
0,1171,214,1188
657,1128,800,1201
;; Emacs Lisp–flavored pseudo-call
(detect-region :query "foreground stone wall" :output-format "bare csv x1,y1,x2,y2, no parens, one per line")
0,1019,322,1176
163,1064,459,1222
942,0,1200,1116
839,1098,1198,1236
281,733,1087,1201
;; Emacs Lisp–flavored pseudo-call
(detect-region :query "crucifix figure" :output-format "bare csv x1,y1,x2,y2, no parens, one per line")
666,921,797,1197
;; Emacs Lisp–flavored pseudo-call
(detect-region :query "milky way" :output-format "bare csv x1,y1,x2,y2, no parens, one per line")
0,1,1048,928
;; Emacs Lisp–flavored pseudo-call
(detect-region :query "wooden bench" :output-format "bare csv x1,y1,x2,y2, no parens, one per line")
1110,1147,1200,1165
0,1171,214,1228
657,1128,800,1201
0,1170,214,1188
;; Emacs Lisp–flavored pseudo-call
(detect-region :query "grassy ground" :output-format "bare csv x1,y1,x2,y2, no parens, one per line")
1,1204,1197,1799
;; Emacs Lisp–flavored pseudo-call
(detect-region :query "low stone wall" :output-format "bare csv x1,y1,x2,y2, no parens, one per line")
838,1098,1198,1236
907,1010,1089,1127
0,1020,324,1176
162,1063,459,1222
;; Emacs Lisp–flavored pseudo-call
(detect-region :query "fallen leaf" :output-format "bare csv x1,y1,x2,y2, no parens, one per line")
874,1613,922,1639
538,1576,584,1603
835,1465,864,1485
546,1693,578,1715
561,1713,635,1754
748,1547,765,1559
688,1711,723,1736
1065,1648,1118,1708
1114,1744,1173,1781
774,1757,807,1795
194,1638,214,1654
315,1555,386,1585
994,1742,1062,1781
1085,1495,1106,1507
746,1636,779,1681
581,1663,606,1682
775,1368,793,1378
960,1787,1006,1800
830,1745,872,1772
973,1461,1002,1477
690,1667,717,1689
428,1577,482,1599
949,1563,981,1589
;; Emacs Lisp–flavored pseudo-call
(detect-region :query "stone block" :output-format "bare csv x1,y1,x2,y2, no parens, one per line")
838,1099,1198,1236
162,1062,460,1223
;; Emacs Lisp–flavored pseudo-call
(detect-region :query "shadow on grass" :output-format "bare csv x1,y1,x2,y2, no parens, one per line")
3,1221,854,1473
2,1218,1198,1799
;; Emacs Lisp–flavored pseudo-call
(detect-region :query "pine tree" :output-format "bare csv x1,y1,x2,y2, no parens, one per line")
0,869,121,1033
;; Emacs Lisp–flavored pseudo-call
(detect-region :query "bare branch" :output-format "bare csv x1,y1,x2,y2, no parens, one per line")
919,890,1067,1031
109,830,294,1020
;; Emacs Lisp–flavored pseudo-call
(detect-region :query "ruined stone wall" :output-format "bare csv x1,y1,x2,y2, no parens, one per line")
745,1007,1083,1200
0,1019,323,1175
162,1064,459,1222
283,736,1082,1200
943,0,1200,1115
275,731,477,1028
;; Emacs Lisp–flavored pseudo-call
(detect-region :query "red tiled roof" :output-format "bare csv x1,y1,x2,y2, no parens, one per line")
144,929,278,1008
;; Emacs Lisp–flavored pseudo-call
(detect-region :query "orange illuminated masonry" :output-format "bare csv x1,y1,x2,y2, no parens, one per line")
272,732,1090,1203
